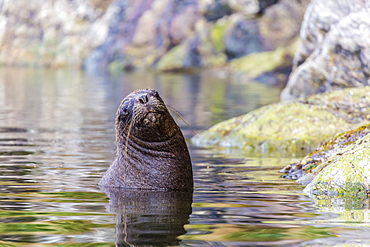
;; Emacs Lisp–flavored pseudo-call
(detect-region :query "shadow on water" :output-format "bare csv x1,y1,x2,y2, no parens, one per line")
100,187,193,246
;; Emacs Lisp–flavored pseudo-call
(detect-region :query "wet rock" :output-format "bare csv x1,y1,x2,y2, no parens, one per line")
281,0,370,100
192,86,370,153
302,131,370,197
281,124,370,180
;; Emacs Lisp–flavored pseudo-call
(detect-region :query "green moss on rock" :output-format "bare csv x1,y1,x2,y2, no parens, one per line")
156,45,186,71
156,40,201,72
211,22,227,52
192,86,370,153
281,124,370,180
303,133,370,196
228,40,297,78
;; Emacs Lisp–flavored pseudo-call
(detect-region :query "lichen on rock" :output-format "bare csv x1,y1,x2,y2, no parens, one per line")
192,86,370,154
302,132,370,197
281,124,370,180
228,42,297,79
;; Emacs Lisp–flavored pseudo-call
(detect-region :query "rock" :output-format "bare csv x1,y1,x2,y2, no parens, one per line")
281,0,370,100
83,0,128,72
156,37,201,72
228,40,296,79
192,86,370,153
224,18,265,60
303,131,370,197
259,0,307,48
202,0,233,22
226,0,278,17
281,124,370,180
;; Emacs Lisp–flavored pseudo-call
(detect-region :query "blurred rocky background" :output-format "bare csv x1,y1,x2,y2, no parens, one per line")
281,0,370,100
0,0,308,78
1,0,369,108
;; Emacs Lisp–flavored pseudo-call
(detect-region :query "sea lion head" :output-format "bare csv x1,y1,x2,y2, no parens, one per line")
115,89,177,142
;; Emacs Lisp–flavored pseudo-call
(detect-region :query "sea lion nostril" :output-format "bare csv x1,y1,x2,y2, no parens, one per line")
138,94,149,104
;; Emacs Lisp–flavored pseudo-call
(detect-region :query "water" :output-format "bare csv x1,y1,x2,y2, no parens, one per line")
0,67,369,246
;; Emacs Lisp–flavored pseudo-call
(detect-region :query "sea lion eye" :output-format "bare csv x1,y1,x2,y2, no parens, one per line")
118,107,129,122
122,108,129,115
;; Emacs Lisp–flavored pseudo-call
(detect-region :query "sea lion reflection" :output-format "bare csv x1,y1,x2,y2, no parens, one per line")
100,187,193,246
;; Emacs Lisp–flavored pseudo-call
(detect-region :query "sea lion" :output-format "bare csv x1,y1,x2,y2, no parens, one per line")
99,89,193,190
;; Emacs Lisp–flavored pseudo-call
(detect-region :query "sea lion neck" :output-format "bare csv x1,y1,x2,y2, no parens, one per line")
115,125,183,157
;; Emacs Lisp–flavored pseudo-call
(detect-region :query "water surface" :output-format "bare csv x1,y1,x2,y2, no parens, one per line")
0,68,369,246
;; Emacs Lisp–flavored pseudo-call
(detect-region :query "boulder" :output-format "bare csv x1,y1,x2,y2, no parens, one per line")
303,131,370,197
192,86,370,153
156,37,201,72
281,124,370,180
228,41,296,79
201,0,233,22
281,0,370,100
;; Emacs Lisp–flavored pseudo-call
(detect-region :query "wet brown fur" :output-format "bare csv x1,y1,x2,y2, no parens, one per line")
99,89,193,190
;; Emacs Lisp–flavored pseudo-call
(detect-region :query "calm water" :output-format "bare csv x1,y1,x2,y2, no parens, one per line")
0,68,369,246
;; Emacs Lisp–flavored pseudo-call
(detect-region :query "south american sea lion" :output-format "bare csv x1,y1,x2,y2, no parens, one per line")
99,89,193,190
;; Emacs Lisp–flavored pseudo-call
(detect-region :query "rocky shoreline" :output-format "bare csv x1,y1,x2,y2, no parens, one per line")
193,0,370,196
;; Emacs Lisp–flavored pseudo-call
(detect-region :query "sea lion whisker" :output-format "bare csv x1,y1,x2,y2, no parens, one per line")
167,105,197,136
121,121,131,132
123,119,134,163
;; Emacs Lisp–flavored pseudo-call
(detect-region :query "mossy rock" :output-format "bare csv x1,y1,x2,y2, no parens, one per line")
302,132,370,197
192,86,370,153
281,124,370,180
156,45,188,72
211,22,228,52
156,39,201,72
228,39,298,78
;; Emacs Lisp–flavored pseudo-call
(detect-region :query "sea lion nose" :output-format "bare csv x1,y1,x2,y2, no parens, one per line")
138,94,149,104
